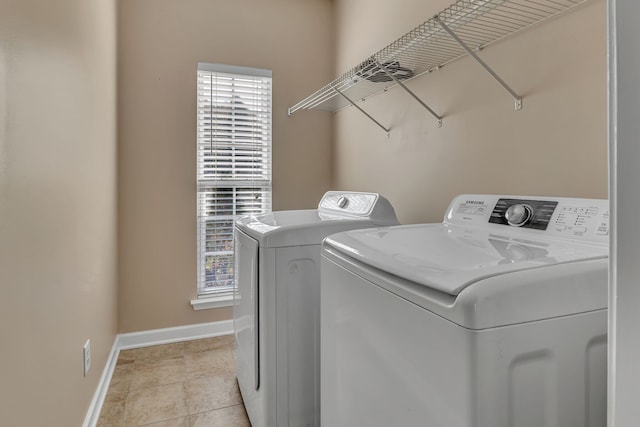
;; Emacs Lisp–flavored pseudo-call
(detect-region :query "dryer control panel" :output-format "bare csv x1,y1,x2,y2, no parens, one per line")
446,194,609,244
319,192,380,216
317,191,398,225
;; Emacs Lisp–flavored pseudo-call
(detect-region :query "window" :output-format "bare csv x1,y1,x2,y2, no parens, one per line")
196,63,272,298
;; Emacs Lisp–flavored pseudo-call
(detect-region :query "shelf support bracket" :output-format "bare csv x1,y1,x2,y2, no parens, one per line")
435,17,523,111
332,86,390,137
373,58,443,127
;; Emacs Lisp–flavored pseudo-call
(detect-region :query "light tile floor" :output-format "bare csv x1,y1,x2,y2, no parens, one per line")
97,335,251,427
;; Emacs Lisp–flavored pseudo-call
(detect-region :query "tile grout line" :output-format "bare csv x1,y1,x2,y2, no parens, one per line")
135,414,186,427
133,403,248,427
187,402,246,417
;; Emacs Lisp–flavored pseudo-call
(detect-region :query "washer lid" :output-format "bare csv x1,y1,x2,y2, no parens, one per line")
323,223,608,296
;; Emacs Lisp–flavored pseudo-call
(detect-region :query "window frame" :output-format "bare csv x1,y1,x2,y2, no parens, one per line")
195,62,272,302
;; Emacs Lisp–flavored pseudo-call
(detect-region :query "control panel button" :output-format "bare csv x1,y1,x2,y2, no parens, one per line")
505,204,533,227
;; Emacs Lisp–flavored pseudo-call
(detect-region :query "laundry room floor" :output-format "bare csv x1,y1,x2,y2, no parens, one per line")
97,335,250,427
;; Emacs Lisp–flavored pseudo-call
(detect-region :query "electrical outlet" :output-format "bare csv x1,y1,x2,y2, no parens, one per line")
83,339,91,377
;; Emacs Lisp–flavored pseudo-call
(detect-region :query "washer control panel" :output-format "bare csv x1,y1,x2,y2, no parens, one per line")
447,194,609,244
550,204,609,238
489,198,558,230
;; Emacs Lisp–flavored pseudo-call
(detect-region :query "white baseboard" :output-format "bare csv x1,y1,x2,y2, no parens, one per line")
82,335,120,427
118,319,233,350
82,319,234,427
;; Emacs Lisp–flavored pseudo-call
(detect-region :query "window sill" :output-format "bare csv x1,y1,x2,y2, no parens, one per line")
191,293,234,310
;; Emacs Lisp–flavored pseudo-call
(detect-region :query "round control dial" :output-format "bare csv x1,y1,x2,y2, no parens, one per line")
505,204,533,227
337,196,349,209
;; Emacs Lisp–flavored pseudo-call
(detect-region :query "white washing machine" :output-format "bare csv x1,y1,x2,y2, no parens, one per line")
233,191,398,427
321,194,609,427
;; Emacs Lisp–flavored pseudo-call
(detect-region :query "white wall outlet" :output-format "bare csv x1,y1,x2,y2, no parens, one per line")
83,339,91,377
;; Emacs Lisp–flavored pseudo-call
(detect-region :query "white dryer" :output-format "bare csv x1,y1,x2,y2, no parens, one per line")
233,191,398,427
321,194,609,427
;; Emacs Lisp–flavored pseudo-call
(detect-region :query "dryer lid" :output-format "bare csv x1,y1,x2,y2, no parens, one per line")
323,223,608,296
235,191,398,247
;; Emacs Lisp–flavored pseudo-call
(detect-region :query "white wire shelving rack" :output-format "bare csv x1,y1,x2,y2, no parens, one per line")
287,0,588,135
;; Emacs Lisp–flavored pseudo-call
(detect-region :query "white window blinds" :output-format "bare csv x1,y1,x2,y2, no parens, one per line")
197,63,272,296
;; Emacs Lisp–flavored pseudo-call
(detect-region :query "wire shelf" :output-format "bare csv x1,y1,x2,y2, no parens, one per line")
288,0,587,118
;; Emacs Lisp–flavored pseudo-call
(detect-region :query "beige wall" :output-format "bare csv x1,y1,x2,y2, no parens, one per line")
117,0,333,332
0,0,611,422
0,0,118,426
332,0,608,224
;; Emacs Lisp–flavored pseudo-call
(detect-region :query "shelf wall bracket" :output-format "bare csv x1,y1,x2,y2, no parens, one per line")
435,16,523,111
332,86,390,137
373,58,443,127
